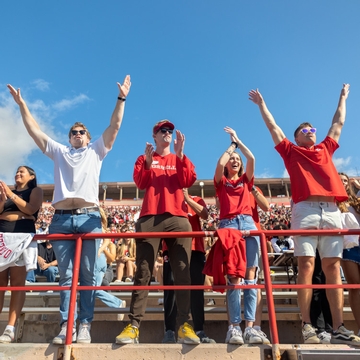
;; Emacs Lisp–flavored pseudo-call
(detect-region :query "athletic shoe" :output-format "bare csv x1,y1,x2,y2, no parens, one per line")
77,323,91,344
225,327,244,345
302,323,320,344
253,328,271,344
53,322,77,344
244,327,263,344
206,299,216,306
117,300,126,321
115,324,139,344
125,277,133,282
177,322,200,344
162,330,176,343
331,324,360,345
197,330,216,343
317,331,331,344
0,329,14,343
158,298,164,305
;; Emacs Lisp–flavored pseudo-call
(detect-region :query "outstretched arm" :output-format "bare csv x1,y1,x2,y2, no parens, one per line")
249,89,286,145
102,75,131,150
7,85,48,152
327,83,350,142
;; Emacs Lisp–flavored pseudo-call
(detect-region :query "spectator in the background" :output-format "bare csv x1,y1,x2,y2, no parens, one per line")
115,227,136,283
162,189,215,344
35,240,59,283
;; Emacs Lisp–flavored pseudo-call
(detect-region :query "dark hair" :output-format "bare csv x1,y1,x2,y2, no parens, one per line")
294,122,313,138
15,166,37,189
68,122,92,140
223,151,244,178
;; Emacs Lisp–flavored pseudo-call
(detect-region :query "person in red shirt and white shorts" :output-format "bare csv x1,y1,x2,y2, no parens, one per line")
249,84,360,346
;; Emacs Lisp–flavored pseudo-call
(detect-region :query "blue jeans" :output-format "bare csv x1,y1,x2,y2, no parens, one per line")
219,214,259,324
35,264,59,282
95,253,122,308
49,211,101,325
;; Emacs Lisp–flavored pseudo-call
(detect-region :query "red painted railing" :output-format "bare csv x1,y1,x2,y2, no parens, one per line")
2,228,360,359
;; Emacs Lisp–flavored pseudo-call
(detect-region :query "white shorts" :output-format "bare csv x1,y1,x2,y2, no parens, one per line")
291,201,343,258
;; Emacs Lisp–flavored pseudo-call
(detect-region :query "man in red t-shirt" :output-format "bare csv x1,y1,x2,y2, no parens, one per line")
116,119,199,345
249,84,360,346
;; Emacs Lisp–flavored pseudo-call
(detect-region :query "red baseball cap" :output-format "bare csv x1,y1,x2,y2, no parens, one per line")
153,119,175,134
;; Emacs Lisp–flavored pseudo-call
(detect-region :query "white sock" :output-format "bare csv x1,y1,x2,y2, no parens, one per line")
228,325,234,330
254,325,261,331
5,325,15,333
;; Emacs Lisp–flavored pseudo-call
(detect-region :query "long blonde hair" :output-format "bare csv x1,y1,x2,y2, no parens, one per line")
116,226,136,259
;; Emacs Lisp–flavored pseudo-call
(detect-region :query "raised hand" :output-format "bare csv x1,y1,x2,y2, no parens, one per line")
224,126,239,143
144,142,154,169
117,75,131,98
0,183,7,203
248,89,264,105
173,130,185,159
341,83,350,100
7,84,24,105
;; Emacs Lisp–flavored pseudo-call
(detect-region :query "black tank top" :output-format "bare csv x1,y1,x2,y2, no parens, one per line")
2,188,39,220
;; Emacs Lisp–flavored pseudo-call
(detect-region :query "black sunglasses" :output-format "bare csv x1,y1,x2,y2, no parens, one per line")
71,130,87,136
158,128,173,134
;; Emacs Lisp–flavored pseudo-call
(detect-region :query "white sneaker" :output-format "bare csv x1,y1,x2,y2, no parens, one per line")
225,327,244,345
253,328,270,344
0,329,14,343
302,323,320,344
117,300,126,321
53,322,76,344
77,323,91,344
244,327,263,344
158,298,164,305
317,331,331,344
125,277,133,282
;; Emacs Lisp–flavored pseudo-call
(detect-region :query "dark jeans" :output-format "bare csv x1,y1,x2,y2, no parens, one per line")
310,250,332,333
129,213,192,328
163,250,205,332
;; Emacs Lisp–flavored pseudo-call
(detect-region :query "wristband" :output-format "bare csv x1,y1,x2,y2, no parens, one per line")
10,194,16,201
117,96,126,101
231,141,238,148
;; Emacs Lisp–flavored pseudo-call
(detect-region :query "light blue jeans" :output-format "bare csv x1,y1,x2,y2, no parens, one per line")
50,211,101,325
219,214,259,324
95,253,122,308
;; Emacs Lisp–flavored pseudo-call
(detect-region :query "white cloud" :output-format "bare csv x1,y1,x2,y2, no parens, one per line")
333,156,351,169
0,85,91,184
31,79,50,91
52,94,90,112
256,169,274,178
282,168,289,178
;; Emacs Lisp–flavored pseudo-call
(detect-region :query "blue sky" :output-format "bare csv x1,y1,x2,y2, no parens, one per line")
1,1,359,185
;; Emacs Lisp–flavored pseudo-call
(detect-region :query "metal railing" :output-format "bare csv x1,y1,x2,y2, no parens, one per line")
2,228,360,360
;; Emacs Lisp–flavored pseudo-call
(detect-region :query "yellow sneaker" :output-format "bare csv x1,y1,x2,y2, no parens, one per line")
177,322,200,344
115,324,139,344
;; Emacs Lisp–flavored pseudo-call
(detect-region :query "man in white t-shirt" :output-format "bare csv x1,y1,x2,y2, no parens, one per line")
7,76,131,344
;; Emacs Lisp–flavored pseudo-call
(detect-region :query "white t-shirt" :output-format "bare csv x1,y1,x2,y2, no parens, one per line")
45,136,109,209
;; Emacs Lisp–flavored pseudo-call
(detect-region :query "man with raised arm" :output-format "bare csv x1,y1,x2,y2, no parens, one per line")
249,84,360,345
7,76,131,344
115,119,199,345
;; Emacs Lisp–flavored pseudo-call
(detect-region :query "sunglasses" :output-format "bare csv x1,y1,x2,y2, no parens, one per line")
71,130,87,136
158,128,173,134
300,128,316,134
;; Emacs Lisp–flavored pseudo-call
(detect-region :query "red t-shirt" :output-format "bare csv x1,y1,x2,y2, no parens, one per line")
250,186,263,230
215,174,254,220
275,137,347,203
162,195,206,253
187,196,206,253
133,153,196,218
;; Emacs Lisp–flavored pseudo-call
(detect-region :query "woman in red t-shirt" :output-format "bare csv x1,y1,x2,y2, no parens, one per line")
214,126,261,345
